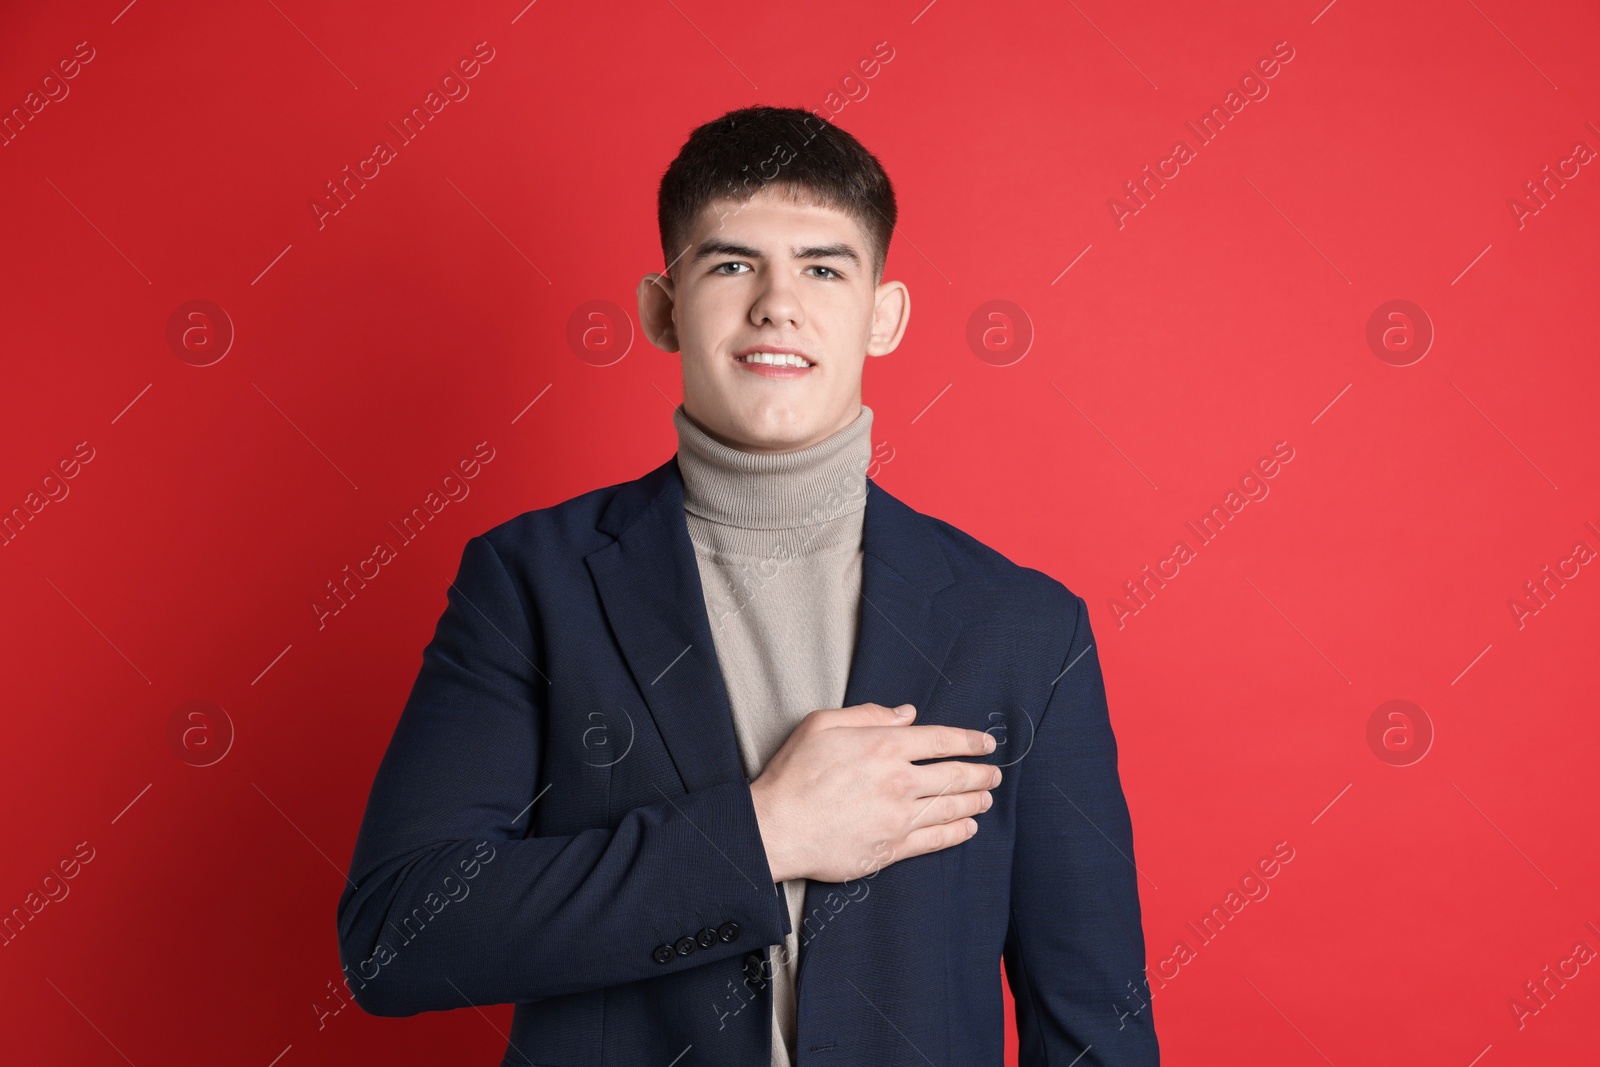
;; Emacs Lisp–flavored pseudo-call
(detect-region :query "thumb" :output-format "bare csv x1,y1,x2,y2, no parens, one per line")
888,703,916,722
839,702,916,726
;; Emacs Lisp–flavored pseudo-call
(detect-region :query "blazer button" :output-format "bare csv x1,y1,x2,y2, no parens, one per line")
674,936,697,957
652,944,675,964
742,952,765,981
718,921,741,943
696,927,718,949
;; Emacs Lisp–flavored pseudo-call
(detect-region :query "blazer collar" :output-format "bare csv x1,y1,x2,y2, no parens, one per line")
584,454,962,799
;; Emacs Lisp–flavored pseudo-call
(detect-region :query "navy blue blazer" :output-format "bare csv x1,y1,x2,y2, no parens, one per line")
337,453,1159,1066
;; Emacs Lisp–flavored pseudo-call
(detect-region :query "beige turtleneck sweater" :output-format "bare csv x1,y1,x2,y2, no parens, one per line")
672,401,874,1067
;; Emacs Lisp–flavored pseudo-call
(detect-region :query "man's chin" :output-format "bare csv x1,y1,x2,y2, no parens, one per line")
722,410,819,454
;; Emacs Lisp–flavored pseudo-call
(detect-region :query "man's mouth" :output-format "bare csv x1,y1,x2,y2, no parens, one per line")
734,351,816,368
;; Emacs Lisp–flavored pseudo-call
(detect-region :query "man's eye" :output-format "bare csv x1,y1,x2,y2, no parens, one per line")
713,262,749,275
808,266,840,279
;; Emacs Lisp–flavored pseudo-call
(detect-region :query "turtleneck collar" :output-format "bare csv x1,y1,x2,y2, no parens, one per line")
672,403,874,546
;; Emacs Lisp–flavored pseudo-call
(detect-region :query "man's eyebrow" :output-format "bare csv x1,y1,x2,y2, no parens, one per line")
691,240,862,267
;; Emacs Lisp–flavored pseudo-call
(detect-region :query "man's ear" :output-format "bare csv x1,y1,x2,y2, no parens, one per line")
637,272,680,353
866,278,910,358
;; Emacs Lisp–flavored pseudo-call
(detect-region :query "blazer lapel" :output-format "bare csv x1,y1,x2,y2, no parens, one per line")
585,455,747,795
836,476,961,727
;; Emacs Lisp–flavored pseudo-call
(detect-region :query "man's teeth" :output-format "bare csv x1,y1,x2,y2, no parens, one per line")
738,352,813,367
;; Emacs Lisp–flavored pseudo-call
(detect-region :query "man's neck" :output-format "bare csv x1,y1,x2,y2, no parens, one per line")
672,402,874,533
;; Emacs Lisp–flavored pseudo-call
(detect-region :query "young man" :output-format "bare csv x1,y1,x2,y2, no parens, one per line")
338,106,1159,1066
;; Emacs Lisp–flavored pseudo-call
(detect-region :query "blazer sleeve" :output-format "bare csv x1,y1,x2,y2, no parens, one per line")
336,534,793,1016
1002,593,1160,1065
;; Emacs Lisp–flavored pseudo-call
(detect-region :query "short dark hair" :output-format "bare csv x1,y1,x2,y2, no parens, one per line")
656,106,897,283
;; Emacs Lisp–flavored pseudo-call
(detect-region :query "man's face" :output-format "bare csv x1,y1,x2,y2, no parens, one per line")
638,185,909,454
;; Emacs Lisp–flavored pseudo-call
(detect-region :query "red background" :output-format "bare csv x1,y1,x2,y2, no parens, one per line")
3,0,1597,1063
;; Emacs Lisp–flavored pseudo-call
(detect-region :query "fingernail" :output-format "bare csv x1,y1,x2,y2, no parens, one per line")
895,705,913,718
